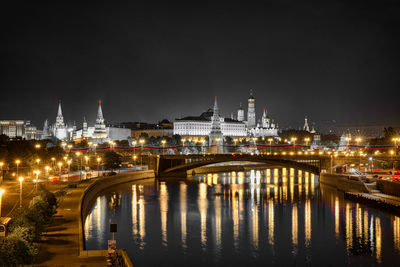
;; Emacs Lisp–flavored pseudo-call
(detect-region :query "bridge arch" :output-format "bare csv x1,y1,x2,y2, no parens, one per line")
152,154,324,177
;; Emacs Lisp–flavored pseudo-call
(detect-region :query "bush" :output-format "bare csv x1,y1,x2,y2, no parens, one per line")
7,226,39,258
0,235,34,265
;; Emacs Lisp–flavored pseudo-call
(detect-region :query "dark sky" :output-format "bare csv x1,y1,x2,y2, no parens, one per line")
1,1,400,130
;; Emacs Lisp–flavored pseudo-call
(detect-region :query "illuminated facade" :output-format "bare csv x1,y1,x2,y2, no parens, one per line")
0,120,38,140
51,100,68,140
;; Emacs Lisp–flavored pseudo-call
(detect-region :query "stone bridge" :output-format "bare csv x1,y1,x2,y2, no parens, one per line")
147,154,332,177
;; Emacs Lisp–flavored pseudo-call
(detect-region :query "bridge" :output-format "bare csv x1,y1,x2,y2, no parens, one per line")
147,154,332,177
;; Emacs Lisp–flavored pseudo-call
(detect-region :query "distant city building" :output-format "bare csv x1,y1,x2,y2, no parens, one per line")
174,91,279,138
125,120,173,139
0,120,38,140
239,90,279,137
174,103,247,137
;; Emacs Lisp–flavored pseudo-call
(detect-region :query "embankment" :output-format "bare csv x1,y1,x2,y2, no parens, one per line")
79,170,155,257
377,179,400,197
320,173,369,193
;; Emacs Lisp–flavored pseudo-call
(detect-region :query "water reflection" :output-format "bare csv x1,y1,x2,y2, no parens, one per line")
84,168,400,266
160,182,168,246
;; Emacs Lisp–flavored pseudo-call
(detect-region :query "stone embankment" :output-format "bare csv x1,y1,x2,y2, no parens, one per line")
320,173,370,193
320,173,400,214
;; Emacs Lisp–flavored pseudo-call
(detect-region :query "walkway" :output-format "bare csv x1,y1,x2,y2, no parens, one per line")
34,180,106,267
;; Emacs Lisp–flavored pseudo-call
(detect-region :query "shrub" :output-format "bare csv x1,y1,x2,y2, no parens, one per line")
0,235,33,265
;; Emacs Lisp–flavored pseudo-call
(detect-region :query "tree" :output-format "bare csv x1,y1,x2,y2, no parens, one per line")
103,151,122,170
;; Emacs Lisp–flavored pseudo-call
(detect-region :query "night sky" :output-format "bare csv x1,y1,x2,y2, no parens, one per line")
1,1,400,130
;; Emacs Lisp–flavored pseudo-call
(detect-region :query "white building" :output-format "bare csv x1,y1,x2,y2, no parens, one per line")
0,120,38,140
174,105,247,137
51,100,68,140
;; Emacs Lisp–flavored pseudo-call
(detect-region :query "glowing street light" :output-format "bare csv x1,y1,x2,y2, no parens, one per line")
57,162,63,182
35,144,41,149
268,138,273,154
161,139,166,155
0,189,5,217
0,162,3,184
76,152,83,181
97,157,101,176
291,137,297,153
18,177,23,208
15,160,21,177
139,139,145,166
304,137,310,146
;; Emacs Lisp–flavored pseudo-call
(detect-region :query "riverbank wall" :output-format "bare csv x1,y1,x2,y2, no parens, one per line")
320,173,370,193
79,170,155,257
377,179,400,197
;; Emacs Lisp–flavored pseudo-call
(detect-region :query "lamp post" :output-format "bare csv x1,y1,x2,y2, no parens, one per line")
304,137,310,149
0,189,5,217
76,152,82,181
291,137,297,153
15,160,20,177
18,177,23,208
355,137,362,171
97,157,101,177
132,140,137,165
268,138,273,154
161,140,166,155
57,162,63,182
393,137,400,156
67,160,72,180
33,170,40,192
0,162,3,184
51,157,56,171
139,139,145,167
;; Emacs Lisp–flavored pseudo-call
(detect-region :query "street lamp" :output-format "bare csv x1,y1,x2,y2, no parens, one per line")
0,162,3,184
345,137,351,151
161,139,166,155
35,144,41,149
18,177,23,208
132,140,137,166
355,137,362,171
393,137,400,156
97,157,101,177
139,139,145,167
290,137,297,153
268,138,273,154
57,162,63,182
67,160,72,180
0,189,5,217
304,137,310,147
15,160,21,177
76,152,82,181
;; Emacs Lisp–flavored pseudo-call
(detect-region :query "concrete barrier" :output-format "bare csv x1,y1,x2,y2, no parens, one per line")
377,179,400,197
79,170,155,257
320,173,370,193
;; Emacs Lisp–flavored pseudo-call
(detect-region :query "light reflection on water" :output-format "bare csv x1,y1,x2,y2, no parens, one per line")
84,169,400,266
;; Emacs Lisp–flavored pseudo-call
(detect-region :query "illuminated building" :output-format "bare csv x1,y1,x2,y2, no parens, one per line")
0,120,38,140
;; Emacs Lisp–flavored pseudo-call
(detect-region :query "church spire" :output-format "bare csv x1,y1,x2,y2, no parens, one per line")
96,100,104,124
211,96,221,131
55,100,65,127
57,100,63,117
303,116,310,132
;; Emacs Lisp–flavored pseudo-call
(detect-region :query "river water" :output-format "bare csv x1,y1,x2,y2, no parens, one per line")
84,168,400,266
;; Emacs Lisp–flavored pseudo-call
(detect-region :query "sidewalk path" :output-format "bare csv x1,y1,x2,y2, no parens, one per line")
34,180,106,267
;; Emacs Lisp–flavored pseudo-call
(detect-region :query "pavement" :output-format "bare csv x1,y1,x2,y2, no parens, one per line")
0,177,107,267
34,179,107,267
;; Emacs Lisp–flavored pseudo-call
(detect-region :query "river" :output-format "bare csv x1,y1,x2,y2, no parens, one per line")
84,168,400,266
